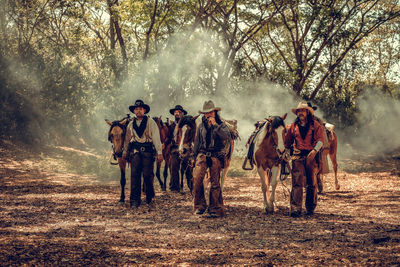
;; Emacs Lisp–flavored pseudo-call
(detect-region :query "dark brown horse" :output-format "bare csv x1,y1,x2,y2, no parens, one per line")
105,116,130,203
153,116,175,191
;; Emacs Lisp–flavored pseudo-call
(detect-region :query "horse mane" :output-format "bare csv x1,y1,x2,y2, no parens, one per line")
178,115,195,128
152,116,164,127
269,116,285,130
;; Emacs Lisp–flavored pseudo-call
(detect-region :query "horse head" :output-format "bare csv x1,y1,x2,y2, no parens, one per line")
177,115,197,156
265,113,287,155
153,116,170,144
105,117,129,158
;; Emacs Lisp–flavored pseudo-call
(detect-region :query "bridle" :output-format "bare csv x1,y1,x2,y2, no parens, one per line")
108,121,128,164
268,123,291,181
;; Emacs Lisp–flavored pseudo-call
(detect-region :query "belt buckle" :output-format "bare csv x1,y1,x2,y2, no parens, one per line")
140,147,146,152
205,152,212,157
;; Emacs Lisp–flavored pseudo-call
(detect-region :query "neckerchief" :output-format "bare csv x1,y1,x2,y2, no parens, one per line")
133,116,148,138
296,120,310,140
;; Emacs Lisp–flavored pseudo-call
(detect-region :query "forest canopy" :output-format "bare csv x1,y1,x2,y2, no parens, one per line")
1,0,399,148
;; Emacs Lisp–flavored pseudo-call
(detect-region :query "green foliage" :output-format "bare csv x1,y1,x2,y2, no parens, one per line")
0,0,400,148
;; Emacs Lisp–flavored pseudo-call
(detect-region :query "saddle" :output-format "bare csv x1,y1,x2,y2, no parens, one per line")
242,120,266,170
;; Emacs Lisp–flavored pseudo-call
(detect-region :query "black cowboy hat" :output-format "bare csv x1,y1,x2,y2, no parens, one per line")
129,99,150,114
169,104,187,115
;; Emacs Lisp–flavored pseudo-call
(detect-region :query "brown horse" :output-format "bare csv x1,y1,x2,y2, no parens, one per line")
176,115,198,192
244,114,288,213
105,116,130,203
153,116,175,191
318,123,340,192
307,103,340,192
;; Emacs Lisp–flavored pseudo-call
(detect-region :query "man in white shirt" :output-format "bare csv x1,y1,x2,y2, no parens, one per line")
122,99,163,208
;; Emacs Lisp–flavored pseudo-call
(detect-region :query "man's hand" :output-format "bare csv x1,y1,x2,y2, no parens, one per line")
307,149,317,164
157,154,163,163
207,117,217,126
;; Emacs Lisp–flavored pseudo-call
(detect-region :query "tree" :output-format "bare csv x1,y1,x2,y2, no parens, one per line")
265,0,400,99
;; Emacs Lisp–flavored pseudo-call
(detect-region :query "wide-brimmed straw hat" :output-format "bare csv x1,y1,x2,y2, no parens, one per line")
198,100,221,114
169,105,187,115
291,101,314,115
129,99,150,114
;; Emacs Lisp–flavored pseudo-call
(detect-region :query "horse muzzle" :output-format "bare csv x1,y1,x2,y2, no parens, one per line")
114,151,123,158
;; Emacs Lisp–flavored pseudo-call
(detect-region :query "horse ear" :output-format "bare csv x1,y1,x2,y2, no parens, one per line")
282,113,287,120
120,118,128,125
105,119,112,126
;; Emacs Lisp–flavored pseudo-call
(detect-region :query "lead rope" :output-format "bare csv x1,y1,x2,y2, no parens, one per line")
109,149,119,165
279,152,292,199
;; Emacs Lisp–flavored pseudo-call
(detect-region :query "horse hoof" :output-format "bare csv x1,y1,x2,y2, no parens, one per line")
265,207,274,214
118,199,125,204
336,184,340,190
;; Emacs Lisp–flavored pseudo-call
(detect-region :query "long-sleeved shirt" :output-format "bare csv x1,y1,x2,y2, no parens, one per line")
123,116,162,155
284,119,324,151
193,116,231,157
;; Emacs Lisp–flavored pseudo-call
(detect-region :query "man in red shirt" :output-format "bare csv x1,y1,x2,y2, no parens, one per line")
284,102,324,217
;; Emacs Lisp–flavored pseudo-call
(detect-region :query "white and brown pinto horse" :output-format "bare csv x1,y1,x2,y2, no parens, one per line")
251,114,287,213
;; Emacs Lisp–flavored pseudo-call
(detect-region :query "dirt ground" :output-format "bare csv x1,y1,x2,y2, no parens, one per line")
0,140,399,266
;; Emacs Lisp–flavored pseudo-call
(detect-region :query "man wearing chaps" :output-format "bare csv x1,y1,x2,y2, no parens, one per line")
192,100,231,218
285,102,324,217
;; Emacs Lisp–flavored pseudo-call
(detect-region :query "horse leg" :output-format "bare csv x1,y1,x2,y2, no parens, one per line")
330,152,340,190
180,159,185,191
220,168,227,192
317,173,323,194
257,166,268,213
119,160,126,203
162,158,169,191
155,160,164,190
267,165,280,213
220,158,230,192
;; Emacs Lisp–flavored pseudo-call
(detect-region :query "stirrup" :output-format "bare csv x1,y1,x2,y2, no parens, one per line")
242,157,253,170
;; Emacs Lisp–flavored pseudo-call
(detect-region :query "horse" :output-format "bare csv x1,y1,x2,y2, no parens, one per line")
176,115,198,192
243,114,288,213
105,116,130,203
152,116,175,191
307,102,340,193
317,123,340,193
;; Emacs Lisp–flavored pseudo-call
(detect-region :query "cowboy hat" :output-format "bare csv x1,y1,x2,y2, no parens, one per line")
291,101,314,115
198,100,221,114
129,99,150,114
169,105,187,115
